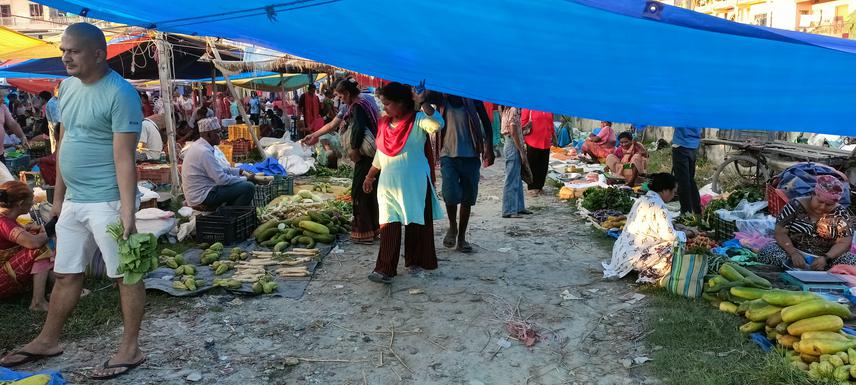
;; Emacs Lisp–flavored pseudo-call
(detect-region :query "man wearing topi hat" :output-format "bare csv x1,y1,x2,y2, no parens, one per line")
182,117,255,209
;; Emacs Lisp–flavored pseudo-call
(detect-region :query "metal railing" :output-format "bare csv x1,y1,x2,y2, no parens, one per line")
809,19,847,37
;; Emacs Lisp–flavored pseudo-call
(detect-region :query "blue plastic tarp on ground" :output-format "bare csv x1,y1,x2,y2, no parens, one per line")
31,0,856,134
0,367,65,385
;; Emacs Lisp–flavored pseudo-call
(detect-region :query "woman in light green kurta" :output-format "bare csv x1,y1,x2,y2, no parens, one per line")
363,82,444,284
370,113,444,224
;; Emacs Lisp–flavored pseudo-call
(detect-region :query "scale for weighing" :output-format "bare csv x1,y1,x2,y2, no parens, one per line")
779,270,850,294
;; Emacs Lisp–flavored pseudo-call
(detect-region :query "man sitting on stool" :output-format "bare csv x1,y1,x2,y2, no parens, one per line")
182,117,255,210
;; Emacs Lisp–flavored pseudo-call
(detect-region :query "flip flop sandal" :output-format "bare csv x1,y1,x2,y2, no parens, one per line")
89,357,146,381
457,241,474,253
518,210,533,215
367,272,392,284
0,350,63,368
442,233,456,248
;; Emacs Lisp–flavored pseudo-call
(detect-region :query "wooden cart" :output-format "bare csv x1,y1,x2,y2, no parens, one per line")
703,130,856,193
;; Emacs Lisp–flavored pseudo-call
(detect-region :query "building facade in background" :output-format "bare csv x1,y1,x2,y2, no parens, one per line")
683,0,855,38
0,0,111,38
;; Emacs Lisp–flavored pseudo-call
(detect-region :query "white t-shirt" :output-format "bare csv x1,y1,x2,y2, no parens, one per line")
139,119,164,160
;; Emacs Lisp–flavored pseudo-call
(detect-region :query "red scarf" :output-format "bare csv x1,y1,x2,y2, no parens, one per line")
377,112,416,156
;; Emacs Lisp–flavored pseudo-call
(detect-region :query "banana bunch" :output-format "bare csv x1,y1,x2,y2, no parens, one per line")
212,278,243,289
252,275,278,294
212,260,234,275
174,264,196,276
159,248,185,269
200,242,225,265
173,275,204,291
228,247,249,262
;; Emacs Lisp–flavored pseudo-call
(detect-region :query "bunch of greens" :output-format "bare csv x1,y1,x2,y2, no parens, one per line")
309,165,354,178
324,199,353,219
726,186,764,208
106,223,158,284
675,213,711,230
702,198,731,225
581,187,634,214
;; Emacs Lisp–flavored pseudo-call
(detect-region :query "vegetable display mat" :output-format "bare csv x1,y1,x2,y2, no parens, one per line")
143,240,334,299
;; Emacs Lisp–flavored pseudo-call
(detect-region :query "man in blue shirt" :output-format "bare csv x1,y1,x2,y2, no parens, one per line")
248,93,261,124
1,22,146,379
672,127,703,214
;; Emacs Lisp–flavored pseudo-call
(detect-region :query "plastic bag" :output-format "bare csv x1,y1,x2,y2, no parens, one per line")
715,199,768,221
0,162,14,183
735,231,774,250
735,216,776,235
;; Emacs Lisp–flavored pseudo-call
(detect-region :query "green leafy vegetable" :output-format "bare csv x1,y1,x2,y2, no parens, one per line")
106,222,158,285
581,187,634,214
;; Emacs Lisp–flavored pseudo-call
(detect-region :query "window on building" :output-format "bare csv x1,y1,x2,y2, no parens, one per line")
29,3,44,18
0,5,11,18
49,8,66,18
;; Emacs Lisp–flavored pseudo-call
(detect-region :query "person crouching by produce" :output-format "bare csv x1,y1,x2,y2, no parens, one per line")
182,118,255,210
363,82,444,284
335,78,380,244
605,131,648,186
0,181,53,311
602,173,683,283
758,175,856,270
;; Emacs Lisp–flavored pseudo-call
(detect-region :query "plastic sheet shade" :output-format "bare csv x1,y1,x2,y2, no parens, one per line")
30,0,856,134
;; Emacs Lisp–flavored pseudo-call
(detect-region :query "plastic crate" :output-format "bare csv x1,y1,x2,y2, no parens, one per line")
224,139,252,158
227,124,260,142
136,164,171,184
217,144,233,166
271,175,294,197
253,183,274,208
765,181,789,216
711,214,738,241
196,206,257,245
4,154,30,175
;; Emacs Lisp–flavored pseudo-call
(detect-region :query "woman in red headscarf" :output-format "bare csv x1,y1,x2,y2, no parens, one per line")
362,82,445,284
759,175,856,270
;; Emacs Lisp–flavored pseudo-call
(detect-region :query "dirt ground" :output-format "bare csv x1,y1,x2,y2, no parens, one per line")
21,166,658,385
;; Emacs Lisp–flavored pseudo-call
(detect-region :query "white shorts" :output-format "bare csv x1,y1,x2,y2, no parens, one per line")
54,200,128,278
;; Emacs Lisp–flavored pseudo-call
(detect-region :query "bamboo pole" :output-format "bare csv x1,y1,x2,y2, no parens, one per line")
206,38,265,155
154,33,181,197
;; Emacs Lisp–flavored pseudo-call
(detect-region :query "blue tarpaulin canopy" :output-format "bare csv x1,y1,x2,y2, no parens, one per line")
32,0,856,135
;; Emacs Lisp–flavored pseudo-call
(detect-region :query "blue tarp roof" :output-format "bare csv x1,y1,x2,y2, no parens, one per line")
0,70,65,79
32,0,856,135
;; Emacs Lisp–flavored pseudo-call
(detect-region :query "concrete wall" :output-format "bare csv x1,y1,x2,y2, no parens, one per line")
771,0,800,30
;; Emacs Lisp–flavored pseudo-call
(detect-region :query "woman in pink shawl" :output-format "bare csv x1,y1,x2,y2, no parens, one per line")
582,121,616,161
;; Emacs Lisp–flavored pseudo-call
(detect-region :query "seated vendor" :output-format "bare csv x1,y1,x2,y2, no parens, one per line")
0,181,53,311
758,175,855,270
606,131,648,186
581,121,616,162
181,118,255,210
602,173,682,283
138,113,165,160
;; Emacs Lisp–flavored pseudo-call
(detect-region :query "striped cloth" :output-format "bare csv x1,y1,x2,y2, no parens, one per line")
664,244,708,299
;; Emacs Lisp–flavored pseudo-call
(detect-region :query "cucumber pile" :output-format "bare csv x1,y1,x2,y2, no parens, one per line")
253,208,350,250
703,262,855,379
